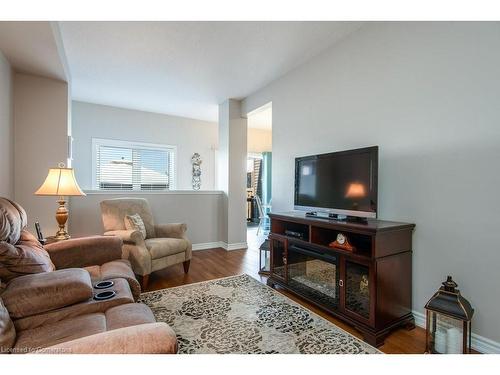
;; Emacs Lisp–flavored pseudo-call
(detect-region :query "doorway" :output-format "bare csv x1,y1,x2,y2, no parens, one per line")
246,102,272,252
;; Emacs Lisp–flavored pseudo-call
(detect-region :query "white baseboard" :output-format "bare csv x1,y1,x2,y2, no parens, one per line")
412,310,426,328
223,242,248,251
192,242,224,251
412,310,500,354
192,242,248,251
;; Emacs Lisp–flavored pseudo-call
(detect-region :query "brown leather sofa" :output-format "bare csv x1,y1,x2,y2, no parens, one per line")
0,197,177,354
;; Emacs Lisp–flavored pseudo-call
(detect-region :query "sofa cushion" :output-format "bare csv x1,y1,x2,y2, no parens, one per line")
145,238,189,259
105,303,155,331
0,297,16,353
2,268,92,319
0,230,55,282
12,278,134,332
124,214,147,239
0,197,28,245
35,322,178,354
14,302,159,352
14,312,106,352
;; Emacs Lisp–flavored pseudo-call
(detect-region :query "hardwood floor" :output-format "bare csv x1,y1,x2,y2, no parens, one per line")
147,247,427,354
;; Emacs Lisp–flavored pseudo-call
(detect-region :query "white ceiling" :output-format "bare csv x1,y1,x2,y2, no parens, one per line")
59,22,363,122
0,22,68,81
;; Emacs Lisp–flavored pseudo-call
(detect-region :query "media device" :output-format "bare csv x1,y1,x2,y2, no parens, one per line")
284,229,306,240
34,221,46,245
294,146,378,221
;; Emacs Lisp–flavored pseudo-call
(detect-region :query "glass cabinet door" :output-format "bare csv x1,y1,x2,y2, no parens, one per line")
270,238,287,282
287,244,339,310
344,260,371,320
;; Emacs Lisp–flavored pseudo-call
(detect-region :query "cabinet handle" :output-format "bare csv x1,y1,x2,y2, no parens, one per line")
339,279,344,287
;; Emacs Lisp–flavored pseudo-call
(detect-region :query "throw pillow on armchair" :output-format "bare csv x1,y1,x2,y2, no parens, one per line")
124,214,147,239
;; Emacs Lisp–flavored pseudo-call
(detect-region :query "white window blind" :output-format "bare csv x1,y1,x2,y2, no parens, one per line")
92,139,176,191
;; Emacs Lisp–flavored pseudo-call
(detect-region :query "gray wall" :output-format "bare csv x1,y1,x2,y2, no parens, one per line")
69,191,223,246
0,50,13,199
72,101,218,191
242,22,500,346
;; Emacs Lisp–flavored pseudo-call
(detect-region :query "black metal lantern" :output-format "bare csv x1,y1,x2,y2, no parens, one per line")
425,276,474,354
259,238,270,275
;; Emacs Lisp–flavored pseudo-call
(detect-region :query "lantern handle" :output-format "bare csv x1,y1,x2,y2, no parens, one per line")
442,275,458,292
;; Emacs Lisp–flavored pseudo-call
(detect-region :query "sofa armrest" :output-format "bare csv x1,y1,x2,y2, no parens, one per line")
36,323,178,354
45,236,123,269
154,223,188,239
104,230,144,245
2,269,92,319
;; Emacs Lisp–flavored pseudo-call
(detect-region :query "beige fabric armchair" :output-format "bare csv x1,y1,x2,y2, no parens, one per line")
100,198,192,289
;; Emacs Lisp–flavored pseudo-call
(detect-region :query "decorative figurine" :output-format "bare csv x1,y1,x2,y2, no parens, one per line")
191,153,202,190
359,274,369,296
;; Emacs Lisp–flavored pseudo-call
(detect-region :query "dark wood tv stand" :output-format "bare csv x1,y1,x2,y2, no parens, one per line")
267,211,415,347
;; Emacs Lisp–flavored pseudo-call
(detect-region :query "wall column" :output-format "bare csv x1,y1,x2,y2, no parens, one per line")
217,99,247,250
14,73,70,235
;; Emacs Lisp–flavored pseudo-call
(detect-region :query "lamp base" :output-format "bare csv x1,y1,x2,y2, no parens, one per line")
55,198,70,240
54,231,70,241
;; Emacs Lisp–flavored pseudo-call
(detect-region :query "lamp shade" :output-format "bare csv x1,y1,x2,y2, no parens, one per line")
345,182,366,199
35,168,86,196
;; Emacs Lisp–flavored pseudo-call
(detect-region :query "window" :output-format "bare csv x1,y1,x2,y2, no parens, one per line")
92,138,176,191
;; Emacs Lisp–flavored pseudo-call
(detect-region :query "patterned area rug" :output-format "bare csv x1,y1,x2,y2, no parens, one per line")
139,274,380,354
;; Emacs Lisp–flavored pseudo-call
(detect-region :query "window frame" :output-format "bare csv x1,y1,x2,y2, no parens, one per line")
91,138,177,191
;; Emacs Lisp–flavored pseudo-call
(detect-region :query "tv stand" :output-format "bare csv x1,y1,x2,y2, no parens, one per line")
267,211,415,347
305,211,368,224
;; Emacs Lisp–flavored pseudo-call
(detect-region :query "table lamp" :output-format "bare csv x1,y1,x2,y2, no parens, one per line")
35,165,86,240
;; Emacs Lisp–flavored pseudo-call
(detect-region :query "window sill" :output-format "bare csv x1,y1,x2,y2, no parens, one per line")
83,190,224,195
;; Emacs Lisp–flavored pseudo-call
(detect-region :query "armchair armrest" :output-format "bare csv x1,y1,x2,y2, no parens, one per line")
36,323,178,354
104,230,150,276
104,230,145,245
154,223,188,239
45,236,123,269
2,269,92,319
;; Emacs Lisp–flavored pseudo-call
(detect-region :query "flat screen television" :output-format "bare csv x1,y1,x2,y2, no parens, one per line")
294,146,378,219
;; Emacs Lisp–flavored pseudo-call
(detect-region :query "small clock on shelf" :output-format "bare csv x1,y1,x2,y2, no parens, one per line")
329,232,355,251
